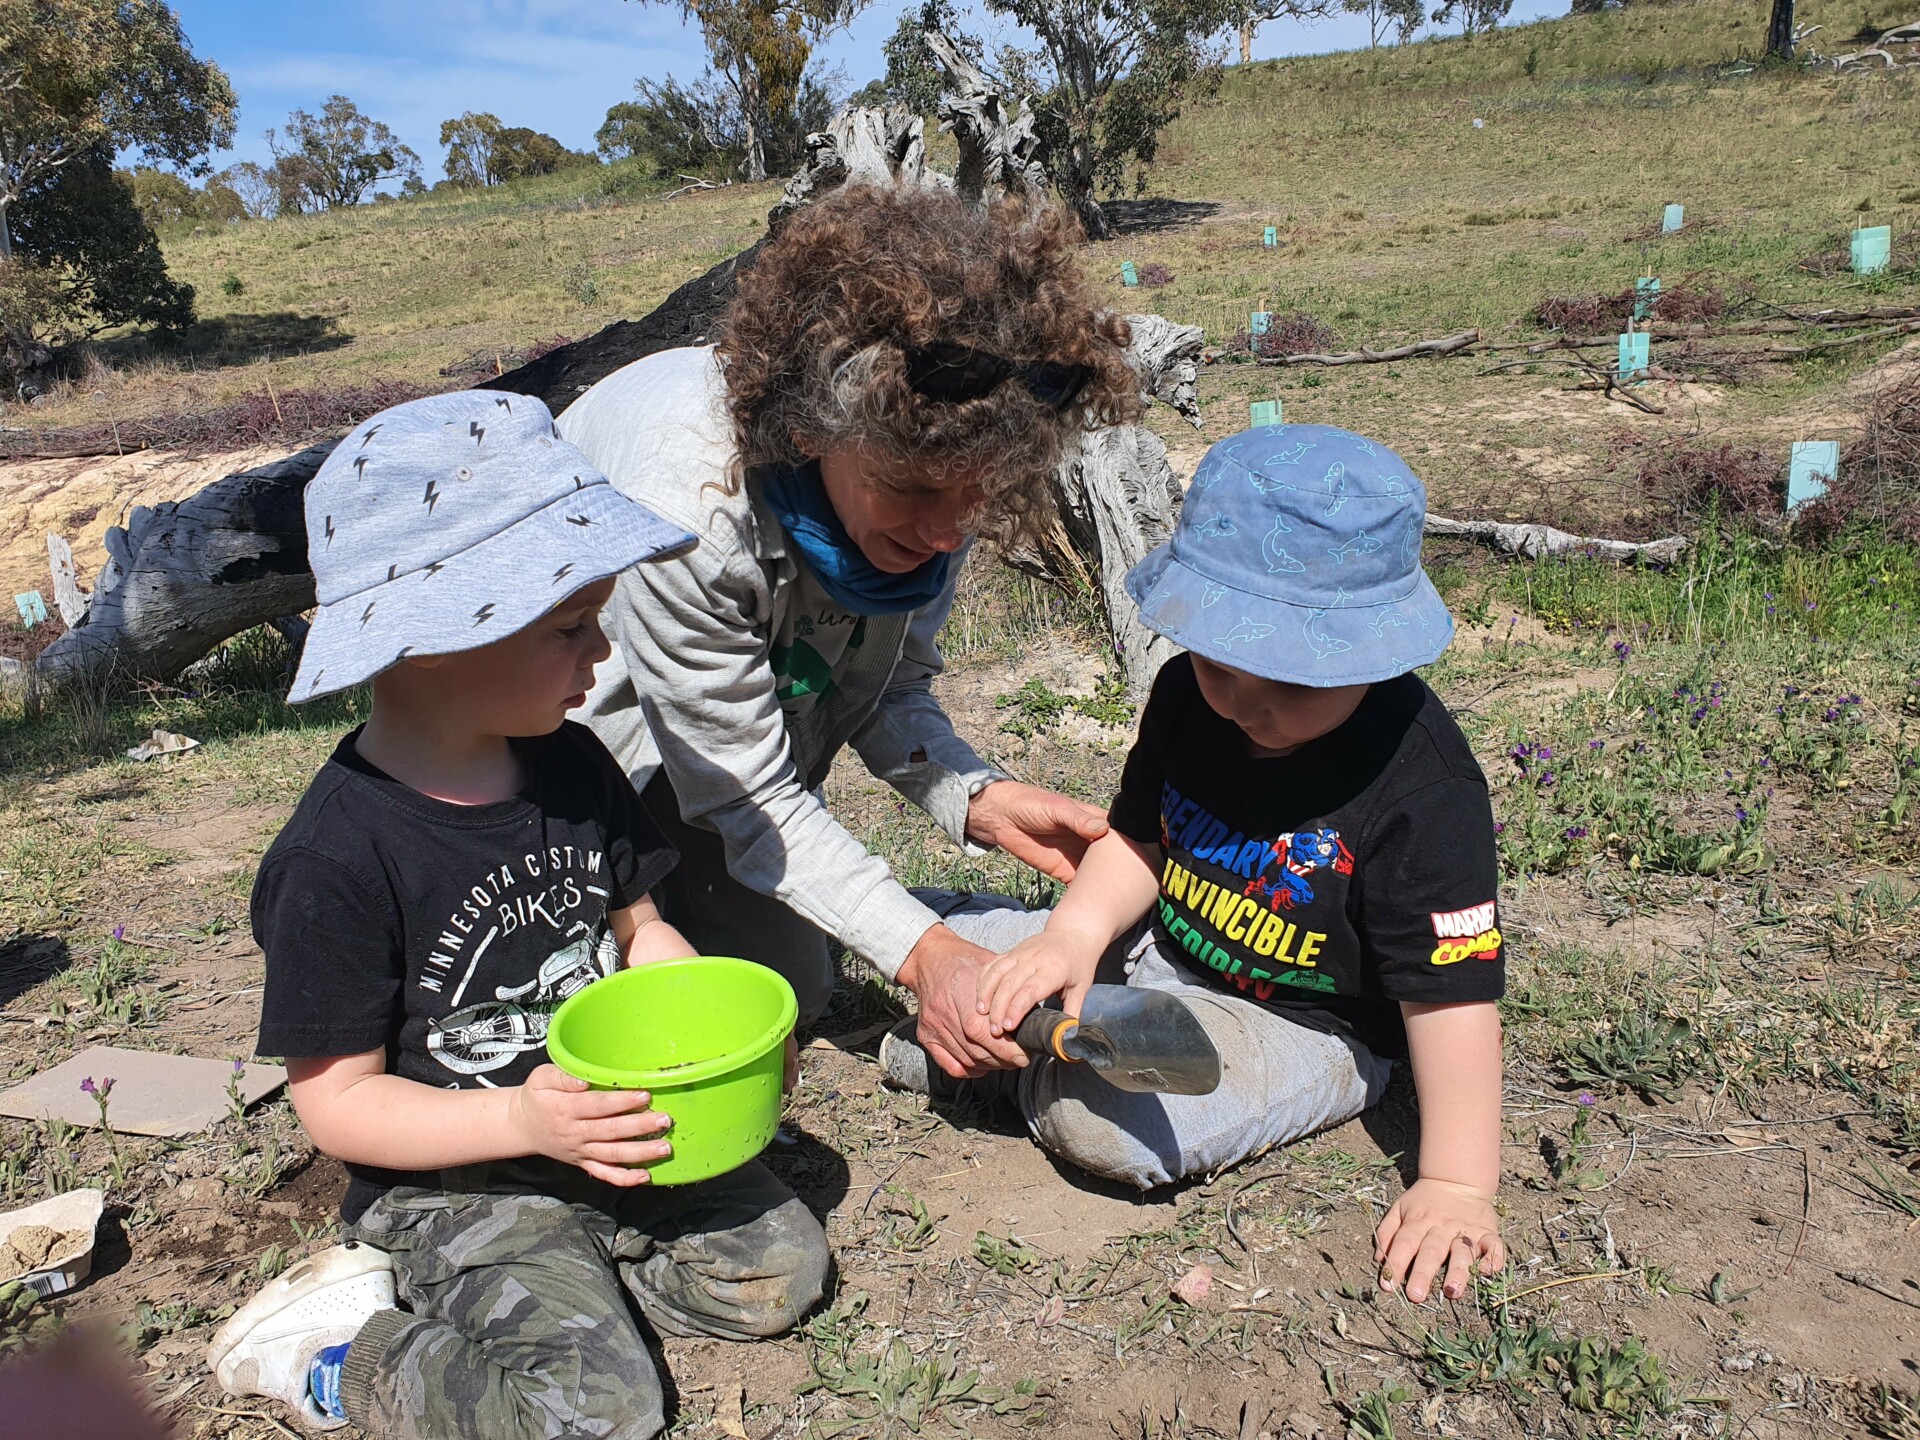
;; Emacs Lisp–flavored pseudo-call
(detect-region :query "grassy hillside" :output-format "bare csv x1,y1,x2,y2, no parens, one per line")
13,0,1920,532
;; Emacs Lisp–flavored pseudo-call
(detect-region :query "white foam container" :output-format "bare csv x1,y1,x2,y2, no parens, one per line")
0,1188,104,1298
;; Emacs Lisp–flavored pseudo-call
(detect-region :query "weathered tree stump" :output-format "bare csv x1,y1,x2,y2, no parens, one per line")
37,444,332,683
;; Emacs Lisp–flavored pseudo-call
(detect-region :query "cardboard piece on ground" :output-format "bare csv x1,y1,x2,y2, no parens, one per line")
1119,260,1138,287
0,1046,285,1138
1616,332,1650,378
1634,276,1661,321
1249,399,1283,428
1661,203,1684,233
14,591,48,627
1852,225,1892,275
1262,225,1277,248
1788,440,1839,510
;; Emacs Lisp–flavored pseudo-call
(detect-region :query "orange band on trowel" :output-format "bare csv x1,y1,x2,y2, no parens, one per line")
1050,1017,1079,1063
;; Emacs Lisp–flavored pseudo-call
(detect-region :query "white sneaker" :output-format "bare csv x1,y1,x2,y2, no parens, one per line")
207,1241,395,1431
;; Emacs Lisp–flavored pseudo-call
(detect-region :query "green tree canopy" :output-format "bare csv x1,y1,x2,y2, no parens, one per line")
0,0,235,260
630,0,867,181
266,95,422,210
3,145,195,379
981,0,1239,239
878,0,982,114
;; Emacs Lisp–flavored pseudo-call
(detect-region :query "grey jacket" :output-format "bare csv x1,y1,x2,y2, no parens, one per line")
561,347,1007,978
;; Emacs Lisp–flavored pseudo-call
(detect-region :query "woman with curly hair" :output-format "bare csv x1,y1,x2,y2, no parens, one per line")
561,184,1139,1079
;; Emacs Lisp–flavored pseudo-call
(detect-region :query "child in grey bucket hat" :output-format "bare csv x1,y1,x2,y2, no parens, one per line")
889,423,1510,1310
216,389,828,1437
290,389,696,702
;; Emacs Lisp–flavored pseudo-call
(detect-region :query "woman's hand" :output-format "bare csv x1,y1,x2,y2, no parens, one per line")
1374,1178,1505,1303
896,925,1028,1079
966,781,1109,883
507,1064,674,1187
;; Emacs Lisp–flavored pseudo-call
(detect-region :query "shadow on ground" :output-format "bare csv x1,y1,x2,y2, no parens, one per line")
1101,199,1223,235
0,935,71,1007
98,312,352,371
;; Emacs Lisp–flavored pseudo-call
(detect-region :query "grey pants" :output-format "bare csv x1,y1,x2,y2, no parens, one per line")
925,892,1394,1190
340,1160,828,1440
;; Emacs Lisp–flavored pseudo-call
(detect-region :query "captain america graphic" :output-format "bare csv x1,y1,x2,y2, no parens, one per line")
1244,828,1355,912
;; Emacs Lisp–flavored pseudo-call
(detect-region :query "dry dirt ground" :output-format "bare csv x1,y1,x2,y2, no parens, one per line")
1,598,1916,1440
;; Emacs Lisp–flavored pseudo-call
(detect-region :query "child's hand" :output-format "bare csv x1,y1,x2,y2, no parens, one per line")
975,931,1103,1037
1374,1178,1505,1303
508,1063,673,1187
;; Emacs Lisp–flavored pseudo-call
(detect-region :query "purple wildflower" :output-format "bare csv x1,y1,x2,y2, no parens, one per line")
1565,825,1589,839
111,925,124,943
1613,641,1632,661
1576,1092,1596,1107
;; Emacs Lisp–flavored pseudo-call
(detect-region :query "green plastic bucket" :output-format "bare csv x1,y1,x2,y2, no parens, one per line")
546,956,796,1185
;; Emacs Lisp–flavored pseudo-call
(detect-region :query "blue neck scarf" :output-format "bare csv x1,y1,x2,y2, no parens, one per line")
759,461,955,616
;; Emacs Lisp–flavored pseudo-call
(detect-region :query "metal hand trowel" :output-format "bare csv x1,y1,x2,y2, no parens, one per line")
1011,985,1221,1095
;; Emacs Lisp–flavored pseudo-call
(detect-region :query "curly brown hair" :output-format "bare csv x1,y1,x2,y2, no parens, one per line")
715,185,1139,547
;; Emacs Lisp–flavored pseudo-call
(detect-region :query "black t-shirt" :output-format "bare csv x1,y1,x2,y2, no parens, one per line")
1108,657,1503,1059
252,722,677,1221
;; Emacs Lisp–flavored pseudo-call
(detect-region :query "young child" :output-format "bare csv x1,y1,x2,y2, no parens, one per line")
208,392,829,1438
889,424,1507,1306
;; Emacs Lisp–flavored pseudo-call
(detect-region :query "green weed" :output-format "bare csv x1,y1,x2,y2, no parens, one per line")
800,1291,1047,1436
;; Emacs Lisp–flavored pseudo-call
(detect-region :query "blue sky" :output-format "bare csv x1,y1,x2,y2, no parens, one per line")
171,0,1565,183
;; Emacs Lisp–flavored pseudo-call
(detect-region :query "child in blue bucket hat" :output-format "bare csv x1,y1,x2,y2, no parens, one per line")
890,424,1507,1306
210,391,828,1439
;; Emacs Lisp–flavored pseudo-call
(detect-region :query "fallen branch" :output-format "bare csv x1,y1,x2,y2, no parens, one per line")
1252,329,1480,366
1425,514,1689,565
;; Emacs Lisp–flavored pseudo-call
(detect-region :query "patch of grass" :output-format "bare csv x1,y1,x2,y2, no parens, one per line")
799,1290,1048,1437
1422,1308,1677,1428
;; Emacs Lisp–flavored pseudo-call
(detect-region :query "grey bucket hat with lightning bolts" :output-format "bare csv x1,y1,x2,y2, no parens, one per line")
289,390,695,702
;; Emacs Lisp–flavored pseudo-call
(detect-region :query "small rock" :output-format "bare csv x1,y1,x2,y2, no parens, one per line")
174,1178,226,1209
1720,1347,1774,1372
1171,1262,1213,1306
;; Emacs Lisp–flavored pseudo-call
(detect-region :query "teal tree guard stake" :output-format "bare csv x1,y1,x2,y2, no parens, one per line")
1852,225,1892,276
14,590,48,627
1249,310,1271,338
1120,261,1139,287
1263,226,1277,249
1661,203,1684,234
1787,441,1839,510
1634,277,1661,323
1249,399,1282,428
1616,332,1650,381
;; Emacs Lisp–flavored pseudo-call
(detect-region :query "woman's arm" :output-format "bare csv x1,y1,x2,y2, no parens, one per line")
287,1051,673,1188
1374,1000,1506,1302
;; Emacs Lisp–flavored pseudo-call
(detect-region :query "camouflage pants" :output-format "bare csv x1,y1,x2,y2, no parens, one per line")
338,1159,829,1439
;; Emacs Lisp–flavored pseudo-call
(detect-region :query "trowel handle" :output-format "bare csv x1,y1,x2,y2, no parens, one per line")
1013,1008,1081,1063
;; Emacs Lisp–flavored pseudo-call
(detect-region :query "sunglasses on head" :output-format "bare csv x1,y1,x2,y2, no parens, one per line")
903,342,1093,411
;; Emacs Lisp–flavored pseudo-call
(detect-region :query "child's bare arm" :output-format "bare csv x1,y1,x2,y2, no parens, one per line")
976,828,1162,1033
610,893,694,966
288,1049,674,1188
1375,1000,1506,1302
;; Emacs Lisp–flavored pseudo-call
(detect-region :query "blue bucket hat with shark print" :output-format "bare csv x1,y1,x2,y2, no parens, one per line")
1124,424,1453,686
289,390,696,703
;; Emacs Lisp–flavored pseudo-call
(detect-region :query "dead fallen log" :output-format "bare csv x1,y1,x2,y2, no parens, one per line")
1425,514,1688,566
1252,329,1480,366
36,443,333,683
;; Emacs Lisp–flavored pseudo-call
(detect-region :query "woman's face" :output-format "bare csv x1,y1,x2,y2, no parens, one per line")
815,444,987,573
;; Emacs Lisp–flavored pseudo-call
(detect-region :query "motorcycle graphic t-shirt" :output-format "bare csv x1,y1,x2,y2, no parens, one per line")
1107,657,1503,1059
253,721,677,1220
